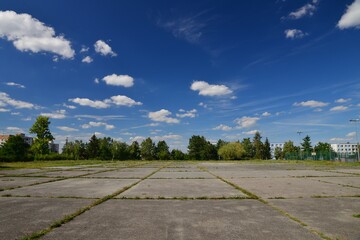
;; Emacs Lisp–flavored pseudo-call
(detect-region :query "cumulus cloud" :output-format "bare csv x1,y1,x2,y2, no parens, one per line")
347,131,357,138
243,130,260,135
0,92,35,109
191,81,232,96
41,109,66,119
288,0,318,19
262,112,271,117
235,116,260,129
338,0,360,29
102,74,134,87
284,29,307,39
0,108,10,112
82,56,93,63
330,106,348,111
94,40,117,56
176,109,197,118
0,10,75,59
213,124,232,131
110,95,142,107
81,121,115,130
80,46,89,53
69,97,110,109
148,109,180,124
293,100,329,108
6,126,24,133
5,82,25,88
152,134,182,141
57,126,78,132
335,98,351,103
62,103,76,109
129,136,146,143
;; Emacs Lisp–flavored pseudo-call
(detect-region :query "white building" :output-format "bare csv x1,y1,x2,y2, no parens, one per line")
270,143,285,159
331,143,358,155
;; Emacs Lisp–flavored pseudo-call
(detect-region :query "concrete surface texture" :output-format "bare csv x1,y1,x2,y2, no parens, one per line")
0,161,359,240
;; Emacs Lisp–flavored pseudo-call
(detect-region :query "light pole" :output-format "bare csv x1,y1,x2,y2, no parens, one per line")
297,131,303,160
350,119,360,162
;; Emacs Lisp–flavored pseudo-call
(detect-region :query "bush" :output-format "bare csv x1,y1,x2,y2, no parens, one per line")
34,153,68,161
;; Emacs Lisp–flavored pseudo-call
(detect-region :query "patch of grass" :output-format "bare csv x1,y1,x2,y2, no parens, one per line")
353,214,360,218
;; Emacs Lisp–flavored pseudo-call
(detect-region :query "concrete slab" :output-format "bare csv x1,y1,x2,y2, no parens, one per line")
0,177,58,190
0,168,45,176
312,176,360,188
328,169,360,175
86,168,157,179
228,178,360,199
211,169,347,179
149,171,215,179
160,168,202,172
117,179,246,199
0,197,92,240
25,170,94,178
77,167,118,172
269,198,360,240
1,178,138,198
42,200,320,240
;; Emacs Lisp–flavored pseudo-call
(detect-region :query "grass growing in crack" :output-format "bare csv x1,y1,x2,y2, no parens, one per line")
353,214,360,218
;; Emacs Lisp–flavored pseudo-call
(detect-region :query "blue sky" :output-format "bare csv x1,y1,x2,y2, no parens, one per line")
0,0,360,151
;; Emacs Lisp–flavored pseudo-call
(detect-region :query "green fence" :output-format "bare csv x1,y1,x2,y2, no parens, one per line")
284,151,359,162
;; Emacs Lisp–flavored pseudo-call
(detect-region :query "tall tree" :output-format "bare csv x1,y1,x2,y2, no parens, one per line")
242,138,254,159
218,142,245,160
170,149,185,160
301,135,313,153
99,137,112,160
140,137,156,160
0,135,31,161
29,116,54,155
129,141,141,160
156,140,170,160
274,147,284,160
252,132,264,159
87,134,100,159
283,140,299,159
188,135,217,160
263,138,272,160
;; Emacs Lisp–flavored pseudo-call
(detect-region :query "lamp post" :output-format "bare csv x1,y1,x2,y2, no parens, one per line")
350,119,360,162
297,131,303,160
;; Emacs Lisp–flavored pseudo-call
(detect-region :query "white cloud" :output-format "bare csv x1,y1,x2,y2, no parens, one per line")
6,127,23,133
80,46,89,53
347,132,357,138
11,112,20,115
213,124,232,131
102,74,134,87
176,109,197,118
81,121,115,130
262,112,271,117
94,78,100,84
82,56,93,63
148,109,180,124
337,0,360,29
0,92,35,109
284,29,307,39
69,97,110,109
191,81,232,96
152,134,182,141
0,108,10,112
243,130,260,135
129,136,146,143
335,98,352,103
0,11,75,59
62,103,76,109
288,0,318,19
293,100,329,108
41,109,66,119
235,116,260,129
110,95,142,107
330,137,351,142
5,82,25,88
94,40,117,56
330,106,348,111
57,126,79,132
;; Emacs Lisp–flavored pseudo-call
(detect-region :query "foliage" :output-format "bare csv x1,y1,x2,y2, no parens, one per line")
171,149,185,160
241,138,254,159
99,137,112,160
218,142,245,160
301,135,313,153
188,135,218,160
156,140,170,160
128,141,141,160
87,134,100,159
252,132,264,160
263,138,272,160
274,147,284,160
35,153,68,161
29,116,54,155
0,135,32,162
140,137,156,160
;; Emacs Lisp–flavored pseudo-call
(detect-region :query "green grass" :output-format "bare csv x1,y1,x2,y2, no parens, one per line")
353,214,360,218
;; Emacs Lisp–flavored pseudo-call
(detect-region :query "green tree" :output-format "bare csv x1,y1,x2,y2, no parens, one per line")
29,116,54,155
301,135,313,154
218,142,245,160
99,137,112,160
252,132,264,159
263,138,272,160
156,140,170,160
216,139,228,151
188,135,218,160
0,135,31,161
242,138,254,159
170,149,185,160
140,137,156,160
111,141,129,160
274,147,284,160
283,140,299,159
314,142,335,160
87,134,100,159
128,141,141,160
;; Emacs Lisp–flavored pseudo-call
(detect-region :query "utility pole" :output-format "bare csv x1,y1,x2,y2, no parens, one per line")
297,131,303,160
350,119,360,162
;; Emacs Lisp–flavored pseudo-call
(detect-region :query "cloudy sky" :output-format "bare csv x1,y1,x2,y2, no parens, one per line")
0,0,360,151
